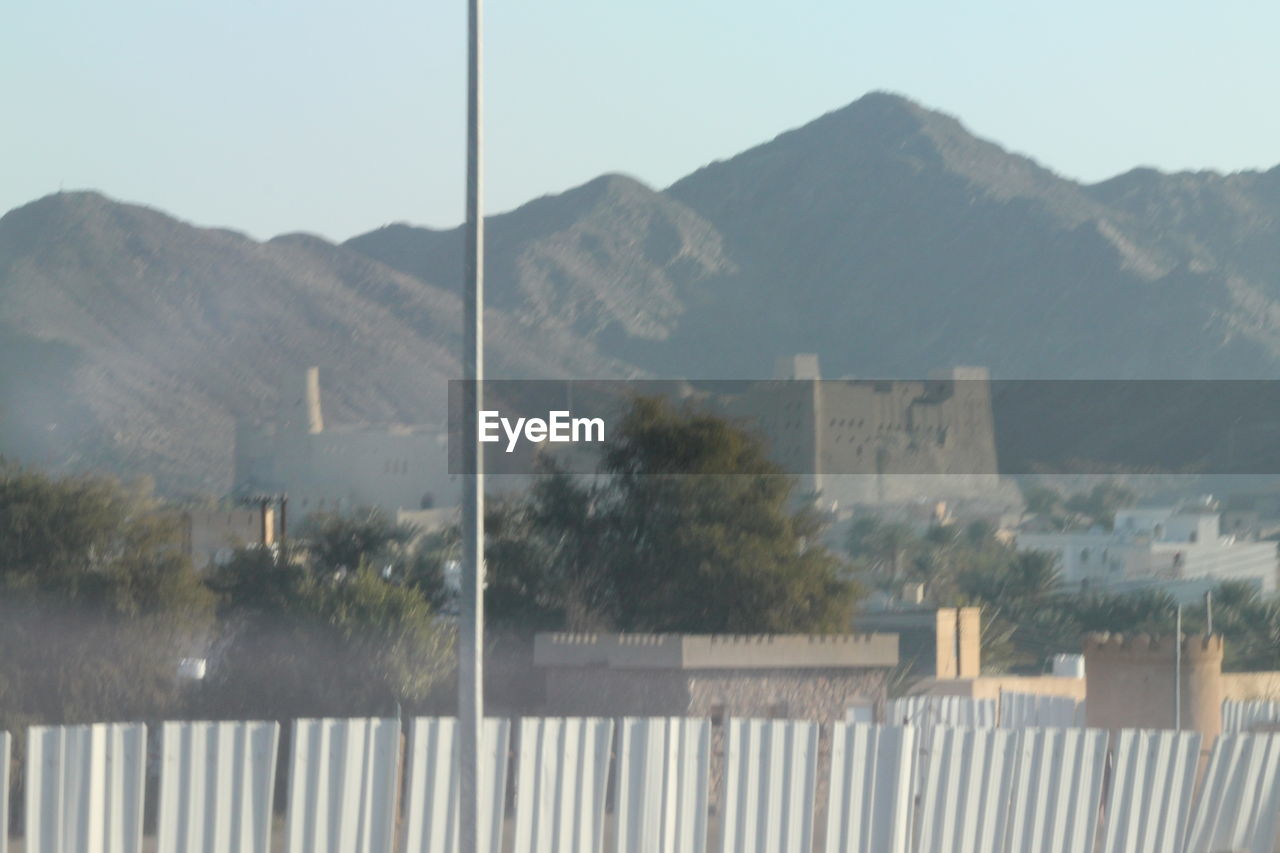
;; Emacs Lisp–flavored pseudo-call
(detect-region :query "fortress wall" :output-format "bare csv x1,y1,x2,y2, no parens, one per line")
1084,632,1223,739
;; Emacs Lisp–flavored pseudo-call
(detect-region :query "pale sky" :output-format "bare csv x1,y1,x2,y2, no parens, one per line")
3,0,1277,241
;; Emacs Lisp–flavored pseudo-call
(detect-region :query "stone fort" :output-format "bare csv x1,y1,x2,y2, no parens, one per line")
234,358,1012,516
721,355,1014,512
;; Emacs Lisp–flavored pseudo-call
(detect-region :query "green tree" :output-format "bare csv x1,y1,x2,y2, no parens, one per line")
485,396,859,634
0,464,214,728
202,530,451,719
303,507,416,575
846,517,919,587
1022,484,1064,516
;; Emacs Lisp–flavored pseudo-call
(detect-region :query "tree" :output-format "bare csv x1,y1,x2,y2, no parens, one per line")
1064,483,1137,529
485,396,859,634
484,472,616,631
1022,485,1064,516
200,513,452,720
303,507,416,576
845,516,923,592
0,464,213,728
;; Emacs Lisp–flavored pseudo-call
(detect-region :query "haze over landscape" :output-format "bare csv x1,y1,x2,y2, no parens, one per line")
3,93,1280,494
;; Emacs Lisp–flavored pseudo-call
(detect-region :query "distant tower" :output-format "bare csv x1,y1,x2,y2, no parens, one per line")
774,353,821,381
304,366,324,434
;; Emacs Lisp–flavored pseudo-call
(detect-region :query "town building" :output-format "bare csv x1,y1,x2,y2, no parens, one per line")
1016,502,1278,593
233,367,457,516
174,502,276,570
720,355,1021,513
529,632,899,724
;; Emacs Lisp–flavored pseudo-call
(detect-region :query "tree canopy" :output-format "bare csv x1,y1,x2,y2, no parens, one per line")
485,396,859,634
201,508,451,719
0,463,214,729
0,465,451,727
846,510,1280,674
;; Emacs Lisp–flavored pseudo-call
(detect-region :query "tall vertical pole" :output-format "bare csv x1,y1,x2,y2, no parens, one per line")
459,0,485,848
1173,605,1182,730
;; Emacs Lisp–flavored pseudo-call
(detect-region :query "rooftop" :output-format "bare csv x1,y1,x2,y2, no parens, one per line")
533,632,899,670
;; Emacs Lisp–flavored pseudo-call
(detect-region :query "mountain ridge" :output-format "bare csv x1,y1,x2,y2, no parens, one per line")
6,92,1280,493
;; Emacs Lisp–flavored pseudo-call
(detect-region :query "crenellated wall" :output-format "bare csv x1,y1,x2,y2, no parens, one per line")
1083,632,1223,740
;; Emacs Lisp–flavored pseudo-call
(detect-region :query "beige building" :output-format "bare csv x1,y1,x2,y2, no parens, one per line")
721,356,1019,511
1083,632,1223,741
234,367,457,516
175,503,275,570
854,606,983,680
531,632,899,723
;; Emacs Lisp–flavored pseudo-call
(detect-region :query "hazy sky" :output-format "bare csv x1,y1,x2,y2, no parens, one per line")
4,0,1277,241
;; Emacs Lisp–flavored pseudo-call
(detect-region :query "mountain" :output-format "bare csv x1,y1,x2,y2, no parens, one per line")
0,192,626,493
6,92,1280,492
352,92,1280,380
346,173,735,350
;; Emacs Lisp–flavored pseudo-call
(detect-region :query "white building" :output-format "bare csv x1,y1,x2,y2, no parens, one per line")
1016,503,1278,593
234,367,459,517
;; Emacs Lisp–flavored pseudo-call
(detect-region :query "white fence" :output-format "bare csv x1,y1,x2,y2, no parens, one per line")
1,731,9,853
1185,732,1280,853
7,718,1280,853
826,723,914,853
896,692,1085,729
511,717,614,853
285,718,401,853
1223,698,1280,733
720,719,818,853
157,721,280,853
998,692,1084,728
401,717,510,853
24,722,146,850
1004,728,1109,853
614,717,711,853
886,695,997,727
915,726,1020,853
1100,730,1201,853
25,723,147,853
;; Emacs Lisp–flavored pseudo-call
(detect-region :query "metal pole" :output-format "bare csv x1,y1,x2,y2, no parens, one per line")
459,0,485,848
1205,589,1213,636
1173,605,1182,730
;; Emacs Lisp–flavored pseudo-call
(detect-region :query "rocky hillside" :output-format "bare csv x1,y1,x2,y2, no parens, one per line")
354,93,1280,380
5,92,1280,492
0,193,626,493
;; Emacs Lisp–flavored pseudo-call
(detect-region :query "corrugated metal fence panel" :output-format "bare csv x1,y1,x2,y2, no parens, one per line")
1100,729,1200,853
1183,732,1280,853
915,727,1019,853
284,718,401,853
825,724,915,853
1222,699,1280,733
998,692,1084,729
1004,728,1109,853
400,717,510,853
511,717,614,853
155,721,280,853
720,718,818,853
615,717,711,853
1,730,9,853
887,696,997,728
24,723,147,853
